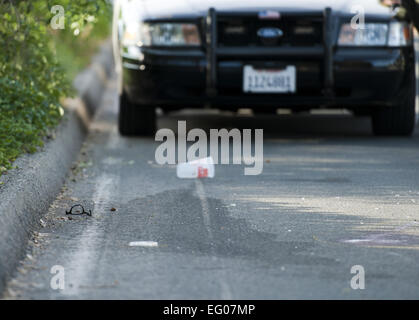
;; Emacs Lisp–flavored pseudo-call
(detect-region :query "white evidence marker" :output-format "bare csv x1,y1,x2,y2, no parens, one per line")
129,241,159,247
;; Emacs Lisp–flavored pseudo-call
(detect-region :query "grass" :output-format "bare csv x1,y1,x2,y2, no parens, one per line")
52,15,111,80
0,14,110,179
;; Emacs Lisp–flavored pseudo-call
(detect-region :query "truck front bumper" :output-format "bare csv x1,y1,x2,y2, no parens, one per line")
123,46,413,109
122,8,415,110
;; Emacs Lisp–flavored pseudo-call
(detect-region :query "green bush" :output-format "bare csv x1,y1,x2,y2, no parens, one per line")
0,0,111,175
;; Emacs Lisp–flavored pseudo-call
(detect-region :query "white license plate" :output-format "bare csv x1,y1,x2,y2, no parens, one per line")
243,65,296,93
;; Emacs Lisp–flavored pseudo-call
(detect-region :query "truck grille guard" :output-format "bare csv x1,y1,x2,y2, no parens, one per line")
205,7,336,98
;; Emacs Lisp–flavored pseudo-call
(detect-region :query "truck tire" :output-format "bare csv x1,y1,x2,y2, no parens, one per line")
118,92,156,136
372,72,416,136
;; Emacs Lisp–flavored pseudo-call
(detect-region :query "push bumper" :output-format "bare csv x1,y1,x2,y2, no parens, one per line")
122,8,415,109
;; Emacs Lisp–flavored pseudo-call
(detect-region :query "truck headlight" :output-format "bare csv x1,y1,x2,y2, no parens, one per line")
121,21,144,59
338,23,388,46
142,23,201,46
388,22,412,47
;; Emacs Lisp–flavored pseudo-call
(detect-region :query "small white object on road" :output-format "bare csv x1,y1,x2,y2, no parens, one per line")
129,241,158,247
176,157,215,179
39,219,47,228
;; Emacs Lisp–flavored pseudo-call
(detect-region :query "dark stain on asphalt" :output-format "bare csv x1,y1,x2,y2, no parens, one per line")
121,189,338,268
283,177,351,184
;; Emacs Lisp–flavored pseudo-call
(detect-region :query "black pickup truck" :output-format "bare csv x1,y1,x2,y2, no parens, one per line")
113,0,416,136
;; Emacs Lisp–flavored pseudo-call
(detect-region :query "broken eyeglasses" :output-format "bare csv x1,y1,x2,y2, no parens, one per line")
66,204,92,217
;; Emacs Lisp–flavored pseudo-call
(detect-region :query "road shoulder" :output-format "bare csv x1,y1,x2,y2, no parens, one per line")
0,43,113,294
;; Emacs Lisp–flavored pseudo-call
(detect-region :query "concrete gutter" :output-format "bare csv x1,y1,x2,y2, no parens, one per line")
0,41,114,294
74,40,114,116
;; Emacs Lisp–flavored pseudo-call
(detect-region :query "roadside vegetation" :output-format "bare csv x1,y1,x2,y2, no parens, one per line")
0,0,111,177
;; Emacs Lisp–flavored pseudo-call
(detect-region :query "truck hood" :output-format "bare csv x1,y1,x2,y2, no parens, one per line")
137,0,395,20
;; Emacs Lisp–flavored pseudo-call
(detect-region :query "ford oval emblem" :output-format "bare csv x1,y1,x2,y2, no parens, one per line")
257,27,284,39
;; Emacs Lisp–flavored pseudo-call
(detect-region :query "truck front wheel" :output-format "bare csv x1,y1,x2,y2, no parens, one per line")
372,73,416,136
118,92,156,136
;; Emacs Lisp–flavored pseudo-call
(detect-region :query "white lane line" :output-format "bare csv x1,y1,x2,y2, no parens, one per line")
129,241,158,247
106,126,121,150
342,221,419,245
195,180,233,300
63,174,115,296
342,239,402,245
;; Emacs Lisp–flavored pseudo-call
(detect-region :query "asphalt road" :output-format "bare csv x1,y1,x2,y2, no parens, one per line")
3,75,419,299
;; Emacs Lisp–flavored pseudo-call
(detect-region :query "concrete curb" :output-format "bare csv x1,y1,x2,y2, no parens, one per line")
0,41,113,294
74,40,114,116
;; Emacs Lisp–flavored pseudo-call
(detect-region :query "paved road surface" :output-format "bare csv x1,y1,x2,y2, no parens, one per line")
3,75,419,299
